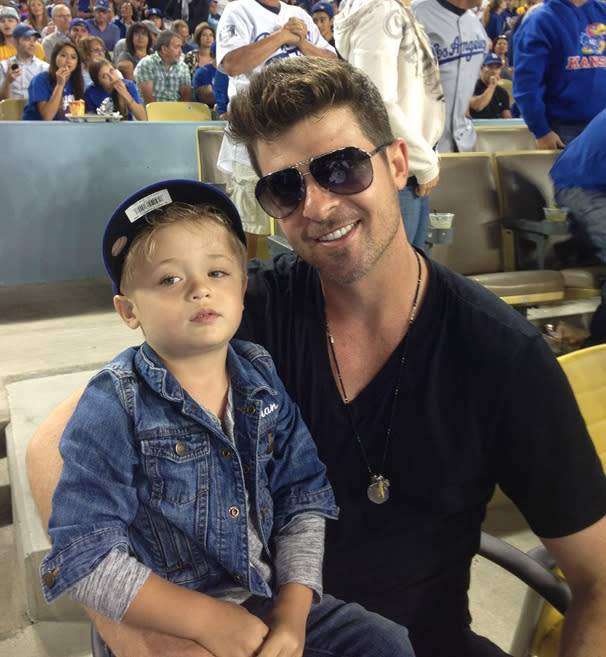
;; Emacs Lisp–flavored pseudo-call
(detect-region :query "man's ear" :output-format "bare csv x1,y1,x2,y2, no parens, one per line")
387,139,409,191
113,295,141,330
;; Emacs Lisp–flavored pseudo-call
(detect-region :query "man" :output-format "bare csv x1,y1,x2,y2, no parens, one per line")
0,23,48,99
513,0,606,149
311,1,335,46
335,0,444,249
216,0,336,256
551,109,606,266
27,57,606,657
86,0,121,51
0,5,46,61
469,52,512,119
134,29,192,103
41,3,72,60
550,109,606,346
412,0,487,152
68,16,90,44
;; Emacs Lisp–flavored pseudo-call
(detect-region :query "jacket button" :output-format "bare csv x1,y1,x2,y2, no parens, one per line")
221,448,232,458
228,506,240,519
175,441,186,456
266,433,274,454
242,464,250,474
233,573,243,583
42,567,60,588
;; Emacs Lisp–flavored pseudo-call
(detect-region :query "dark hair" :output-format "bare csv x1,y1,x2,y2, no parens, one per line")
89,57,129,118
125,21,152,55
48,40,85,100
192,21,214,48
228,57,394,176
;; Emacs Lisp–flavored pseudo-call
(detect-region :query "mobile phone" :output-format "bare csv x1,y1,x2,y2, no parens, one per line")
11,63,19,70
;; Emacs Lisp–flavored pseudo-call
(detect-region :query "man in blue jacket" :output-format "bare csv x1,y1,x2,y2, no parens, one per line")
514,0,606,149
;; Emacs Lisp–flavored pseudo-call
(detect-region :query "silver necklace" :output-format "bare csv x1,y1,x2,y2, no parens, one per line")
325,250,422,504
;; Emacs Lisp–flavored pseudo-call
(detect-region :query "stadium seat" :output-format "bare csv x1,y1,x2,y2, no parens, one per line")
475,124,536,154
196,124,229,190
428,152,565,306
480,344,606,657
146,101,212,122
0,98,26,120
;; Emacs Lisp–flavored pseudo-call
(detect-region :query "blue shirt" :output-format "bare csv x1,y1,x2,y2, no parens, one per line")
41,339,338,603
213,69,229,114
550,108,606,192
513,0,606,138
192,61,216,90
23,71,74,120
86,18,121,50
84,78,141,119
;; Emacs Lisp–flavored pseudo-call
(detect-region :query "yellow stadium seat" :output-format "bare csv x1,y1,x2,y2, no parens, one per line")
146,101,212,122
0,98,26,120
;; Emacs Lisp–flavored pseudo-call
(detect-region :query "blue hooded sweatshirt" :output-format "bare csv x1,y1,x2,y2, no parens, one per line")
550,108,606,191
513,0,606,138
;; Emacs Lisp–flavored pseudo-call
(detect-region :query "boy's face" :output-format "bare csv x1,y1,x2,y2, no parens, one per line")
114,221,245,366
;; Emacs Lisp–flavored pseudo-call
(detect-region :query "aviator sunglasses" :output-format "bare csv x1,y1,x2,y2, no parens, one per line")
254,144,391,220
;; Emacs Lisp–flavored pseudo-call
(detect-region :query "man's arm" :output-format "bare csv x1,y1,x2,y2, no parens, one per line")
0,63,18,100
284,17,336,60
221,27,300,77
542,516,606,657
138,80,155,105
26,387,84,530
179,84,193,102
469,80,497,112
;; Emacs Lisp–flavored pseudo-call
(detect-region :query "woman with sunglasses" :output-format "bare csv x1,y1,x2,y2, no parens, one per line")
85,57,146,119
23,40,84,119
334,0,444,250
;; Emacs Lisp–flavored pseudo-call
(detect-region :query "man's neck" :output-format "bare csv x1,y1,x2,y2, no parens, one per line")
16,51,34,63
321,236,424,328
570,0,589,6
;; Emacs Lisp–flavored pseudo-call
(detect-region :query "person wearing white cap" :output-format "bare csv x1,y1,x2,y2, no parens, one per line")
0,22,48,99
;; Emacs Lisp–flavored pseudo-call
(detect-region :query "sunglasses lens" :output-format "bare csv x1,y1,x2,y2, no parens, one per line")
255,168,304,219
310,147,374,195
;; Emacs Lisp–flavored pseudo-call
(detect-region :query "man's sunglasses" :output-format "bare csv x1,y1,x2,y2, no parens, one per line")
254,144,390,220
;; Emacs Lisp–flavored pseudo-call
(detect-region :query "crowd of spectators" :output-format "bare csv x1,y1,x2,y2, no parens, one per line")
1,0,605,273
2,0,599,130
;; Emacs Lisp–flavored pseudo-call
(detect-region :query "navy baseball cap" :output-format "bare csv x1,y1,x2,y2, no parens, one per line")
146,7,162,17
94,0,111,10
483,52,503,67
69,17,89,30
311,1,334,17
103,180,246,294
13,24,40,39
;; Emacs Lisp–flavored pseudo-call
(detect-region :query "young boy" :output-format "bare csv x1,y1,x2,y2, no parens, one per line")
41,180,415,657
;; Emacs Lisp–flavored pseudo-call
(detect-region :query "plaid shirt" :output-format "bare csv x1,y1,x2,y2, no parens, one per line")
134,53,191,102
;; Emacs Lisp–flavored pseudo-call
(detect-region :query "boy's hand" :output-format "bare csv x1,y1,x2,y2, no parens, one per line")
198,598,269,657
258,583,312,657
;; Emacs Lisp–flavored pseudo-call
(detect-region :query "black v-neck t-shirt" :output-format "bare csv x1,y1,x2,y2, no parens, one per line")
239,252,606,656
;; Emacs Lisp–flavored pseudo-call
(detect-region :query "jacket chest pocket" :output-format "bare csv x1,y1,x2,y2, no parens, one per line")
141,434,210,506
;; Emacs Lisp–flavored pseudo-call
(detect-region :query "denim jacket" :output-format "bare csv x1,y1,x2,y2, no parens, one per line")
41,340,339,603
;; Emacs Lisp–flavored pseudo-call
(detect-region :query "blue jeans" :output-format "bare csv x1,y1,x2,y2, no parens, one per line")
245,593,415,657
555,187,606,263
550,119,588,146
399,179,430,250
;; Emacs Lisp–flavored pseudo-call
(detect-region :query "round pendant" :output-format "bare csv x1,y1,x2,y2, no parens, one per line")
367,475,390,504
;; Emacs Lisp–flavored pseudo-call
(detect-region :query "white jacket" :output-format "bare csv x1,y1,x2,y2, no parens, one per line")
334,0,445,184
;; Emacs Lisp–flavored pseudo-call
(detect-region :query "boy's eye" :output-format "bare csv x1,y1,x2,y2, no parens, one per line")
160,275,181,286
209,270,227,278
